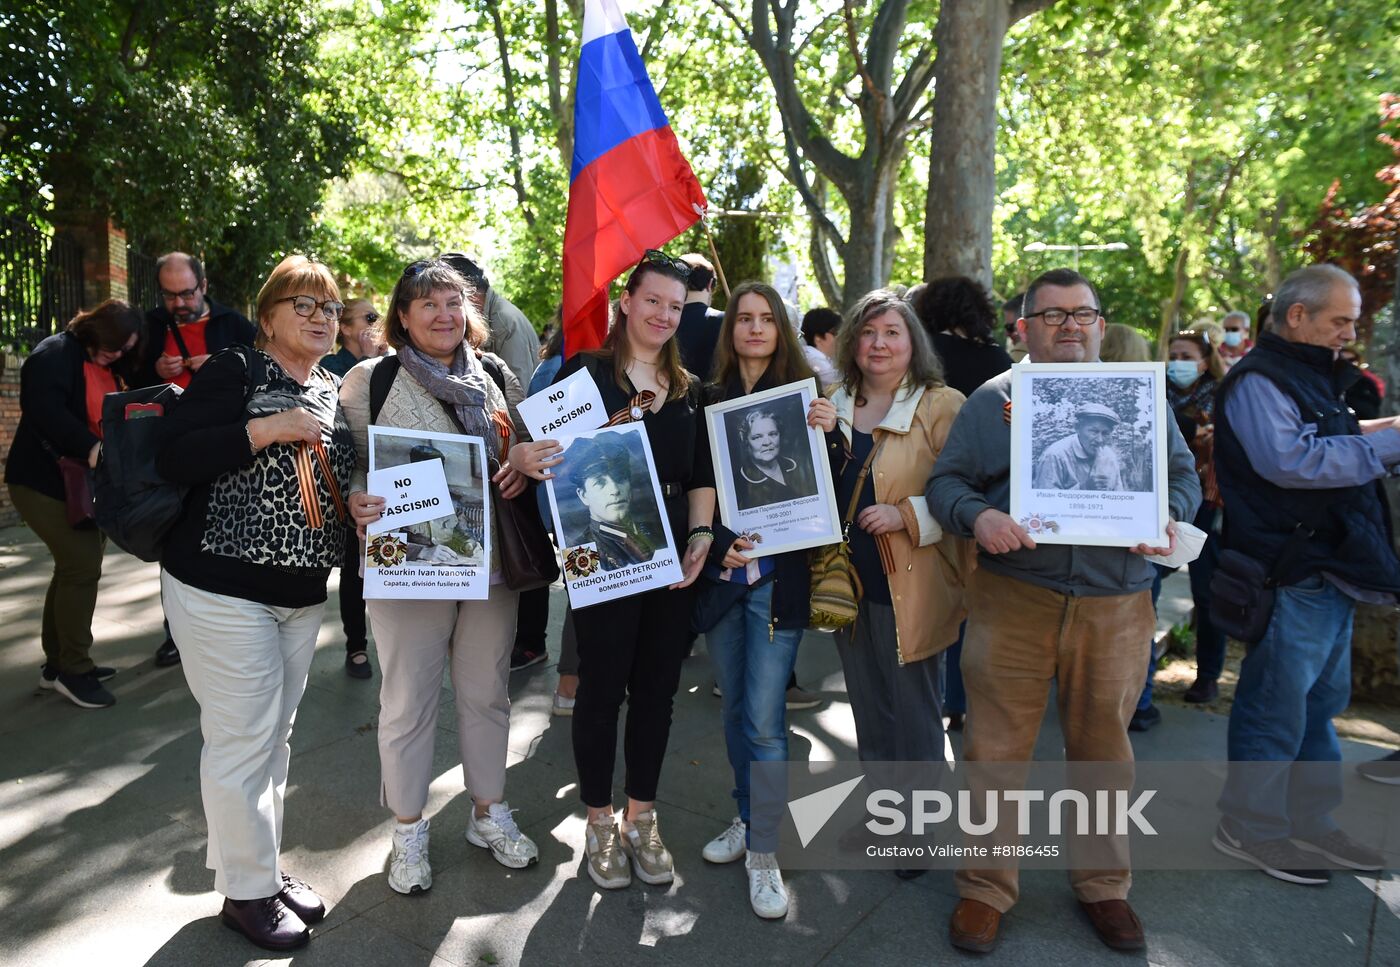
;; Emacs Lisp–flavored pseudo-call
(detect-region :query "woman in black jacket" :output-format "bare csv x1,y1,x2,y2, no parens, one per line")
157,256,353,953
4,300,141,709
695,281,836,919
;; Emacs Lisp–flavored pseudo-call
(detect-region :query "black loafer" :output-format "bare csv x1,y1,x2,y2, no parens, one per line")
344,650,373,680
277,873,326,925
154,639,181,667
220,895,309,952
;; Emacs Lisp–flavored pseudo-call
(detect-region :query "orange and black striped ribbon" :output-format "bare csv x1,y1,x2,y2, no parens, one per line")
294,440,347,529
603,391,656,426
875,532,896,575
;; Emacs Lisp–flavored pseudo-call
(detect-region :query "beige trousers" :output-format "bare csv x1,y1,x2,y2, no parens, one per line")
955,567,1154,912
368,589,519,817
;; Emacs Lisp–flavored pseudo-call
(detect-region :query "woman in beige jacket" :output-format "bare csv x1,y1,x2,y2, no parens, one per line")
341,259,537,897
826,289,970,778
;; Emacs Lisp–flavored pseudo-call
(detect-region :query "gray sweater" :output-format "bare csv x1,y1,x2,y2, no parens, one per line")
926,369,1202,596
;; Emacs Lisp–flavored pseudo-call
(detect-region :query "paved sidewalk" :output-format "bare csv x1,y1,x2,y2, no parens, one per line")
0,525,1396,966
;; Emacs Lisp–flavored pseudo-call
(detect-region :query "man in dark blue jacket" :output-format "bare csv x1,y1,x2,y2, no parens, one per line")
135,252,255,391
1213,263,1397,884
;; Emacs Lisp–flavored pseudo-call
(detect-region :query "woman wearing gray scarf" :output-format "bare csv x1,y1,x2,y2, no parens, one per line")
340,259,536,895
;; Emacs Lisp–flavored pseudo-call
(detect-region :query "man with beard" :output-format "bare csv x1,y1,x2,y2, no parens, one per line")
136,252,256,391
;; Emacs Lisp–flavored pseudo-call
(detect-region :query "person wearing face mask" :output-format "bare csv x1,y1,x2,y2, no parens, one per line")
1217,310,1253,368
928,268,1200,955
1165,330,1228,704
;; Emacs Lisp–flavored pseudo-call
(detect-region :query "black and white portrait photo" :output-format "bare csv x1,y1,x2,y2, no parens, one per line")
1029,377,1154,493
1009,363,1169,548
706,379,842,558
554,428,665,572
724,399,820,511
371,431,488,566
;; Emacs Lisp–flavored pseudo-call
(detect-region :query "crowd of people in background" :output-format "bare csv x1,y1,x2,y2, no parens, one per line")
7,243,1400,955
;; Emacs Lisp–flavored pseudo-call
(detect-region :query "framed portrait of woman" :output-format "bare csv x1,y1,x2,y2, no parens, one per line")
706,378,841,558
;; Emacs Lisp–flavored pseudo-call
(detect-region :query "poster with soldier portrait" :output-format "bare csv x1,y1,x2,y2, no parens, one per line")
1010,362,1169,547
544,422,683,608
364,426,491,599
706,379,841,558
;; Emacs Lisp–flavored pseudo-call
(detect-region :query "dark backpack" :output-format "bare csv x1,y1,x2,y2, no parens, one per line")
93,346,266,562
368,353,510,423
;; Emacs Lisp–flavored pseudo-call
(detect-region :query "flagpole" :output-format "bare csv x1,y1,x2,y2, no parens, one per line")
698,208,731,300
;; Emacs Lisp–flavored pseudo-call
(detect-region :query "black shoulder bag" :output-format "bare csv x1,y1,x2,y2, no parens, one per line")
1209,520,1317,646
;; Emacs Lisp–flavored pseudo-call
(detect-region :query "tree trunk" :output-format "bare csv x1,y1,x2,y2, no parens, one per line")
922,0,1009,290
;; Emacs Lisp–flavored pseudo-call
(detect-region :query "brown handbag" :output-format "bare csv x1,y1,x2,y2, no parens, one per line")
809,434,885,631
487,408,560,591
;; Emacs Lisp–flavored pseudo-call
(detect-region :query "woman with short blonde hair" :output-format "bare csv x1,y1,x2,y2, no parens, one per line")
158,255,354,952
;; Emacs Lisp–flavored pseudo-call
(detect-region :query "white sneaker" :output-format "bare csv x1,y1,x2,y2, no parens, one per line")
388,818,432,894
467,802,539,869
746,850,789,919
702,816,747,863
552,691,576,717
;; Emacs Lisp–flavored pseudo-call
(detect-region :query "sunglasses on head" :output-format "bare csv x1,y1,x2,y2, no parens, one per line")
639,249,692,282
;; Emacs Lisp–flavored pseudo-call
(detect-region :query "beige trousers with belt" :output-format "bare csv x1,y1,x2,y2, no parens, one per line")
368,589,519,817
955,567,1154,912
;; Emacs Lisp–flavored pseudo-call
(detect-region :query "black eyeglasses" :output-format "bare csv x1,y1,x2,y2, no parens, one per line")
640,249,692,281
159,287,201,302
402,259,433,280
1024,306,1101,327
360,311,380,324
277,295,345,321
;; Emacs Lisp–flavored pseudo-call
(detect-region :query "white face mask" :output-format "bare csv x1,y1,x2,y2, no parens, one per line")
1167,360,1201,388
1222,331,1245,347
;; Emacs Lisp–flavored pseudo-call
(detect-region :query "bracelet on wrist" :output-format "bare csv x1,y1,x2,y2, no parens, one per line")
245,422,262,455
686,526,714,545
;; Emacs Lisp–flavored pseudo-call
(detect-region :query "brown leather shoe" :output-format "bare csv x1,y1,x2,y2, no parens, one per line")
220,895,310,952
277,872,326,925
949,898,1001,953
1079,899,1146,951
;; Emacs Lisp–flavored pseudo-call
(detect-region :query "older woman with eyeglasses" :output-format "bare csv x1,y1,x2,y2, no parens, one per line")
157,255,355,953
341,258,537,899
5,299,142,709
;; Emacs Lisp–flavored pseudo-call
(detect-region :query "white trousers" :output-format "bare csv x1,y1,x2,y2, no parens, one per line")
163,572,321,899
368,590,518,818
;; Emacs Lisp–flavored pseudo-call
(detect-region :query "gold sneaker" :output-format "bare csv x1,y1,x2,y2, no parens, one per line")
585,819,631,890
621,810,674,885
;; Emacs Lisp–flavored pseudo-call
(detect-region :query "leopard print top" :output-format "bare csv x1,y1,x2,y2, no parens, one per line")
200,351,355,569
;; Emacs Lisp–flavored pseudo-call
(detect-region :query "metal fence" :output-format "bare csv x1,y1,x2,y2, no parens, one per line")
126,245,159,313
0,216,84,352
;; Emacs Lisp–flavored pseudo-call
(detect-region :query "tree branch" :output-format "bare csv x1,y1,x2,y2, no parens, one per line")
841,0,881,107
712,0,750,39
487,1,535,229
1009,0,1059,26
640,0,671,63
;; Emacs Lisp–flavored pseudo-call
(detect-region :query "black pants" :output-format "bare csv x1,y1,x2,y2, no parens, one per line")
572,582,695,807
339,530,367,652
513,584,551,650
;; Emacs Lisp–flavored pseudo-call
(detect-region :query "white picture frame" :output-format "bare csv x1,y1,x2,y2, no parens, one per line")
1009,362,1169,548
545,422,683,608
363,426,491,600
705,378,841,558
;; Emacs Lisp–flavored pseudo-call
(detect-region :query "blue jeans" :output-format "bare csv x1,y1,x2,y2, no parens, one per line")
706,581,801,850
941,622,967,715
1218,575,1353,843
1188,505,1226,681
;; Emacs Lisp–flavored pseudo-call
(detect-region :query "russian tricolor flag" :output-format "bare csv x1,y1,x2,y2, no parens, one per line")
561,0,707,355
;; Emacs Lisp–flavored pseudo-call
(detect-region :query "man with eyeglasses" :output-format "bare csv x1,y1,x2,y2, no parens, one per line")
438,252,539,385
135,252,258,668
928,267,1200,955
137,252,256,391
